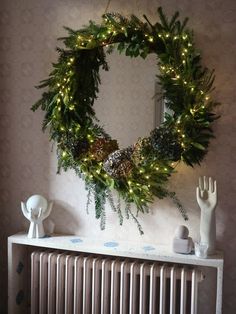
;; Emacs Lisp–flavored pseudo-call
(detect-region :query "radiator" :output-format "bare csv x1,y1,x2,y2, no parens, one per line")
31,251,204,314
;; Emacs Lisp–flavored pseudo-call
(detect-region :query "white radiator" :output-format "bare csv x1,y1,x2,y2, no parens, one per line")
31,251,204,314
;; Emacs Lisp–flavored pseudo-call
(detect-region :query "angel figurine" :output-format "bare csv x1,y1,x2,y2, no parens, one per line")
196,176,217,255
21,195,53,238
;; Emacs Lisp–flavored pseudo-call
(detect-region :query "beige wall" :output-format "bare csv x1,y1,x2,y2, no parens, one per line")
0,0,236,312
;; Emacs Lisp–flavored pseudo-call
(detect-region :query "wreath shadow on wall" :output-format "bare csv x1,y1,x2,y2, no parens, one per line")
32,7,220,233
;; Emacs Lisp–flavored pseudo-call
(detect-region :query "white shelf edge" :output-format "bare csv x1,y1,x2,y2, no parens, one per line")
8,232,223,268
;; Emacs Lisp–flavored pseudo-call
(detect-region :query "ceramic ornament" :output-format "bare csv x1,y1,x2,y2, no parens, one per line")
172,225,193,254
21,195,53,238
196,176,217,255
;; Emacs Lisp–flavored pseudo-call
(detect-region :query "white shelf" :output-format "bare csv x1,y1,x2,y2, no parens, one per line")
8,232,224,314
8,232,223,267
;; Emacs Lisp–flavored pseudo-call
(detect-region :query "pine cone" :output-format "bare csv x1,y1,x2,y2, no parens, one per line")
132,137,151,165
89,138,118,161
71,139,89,159
150,127,182,161
103,147,134,178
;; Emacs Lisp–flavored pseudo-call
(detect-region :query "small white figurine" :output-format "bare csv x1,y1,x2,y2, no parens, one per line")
172,225,193,254
196,176,217,255
21,195,53,238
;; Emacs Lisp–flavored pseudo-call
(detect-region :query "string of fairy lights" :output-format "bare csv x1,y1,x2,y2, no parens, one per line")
32,8,219,232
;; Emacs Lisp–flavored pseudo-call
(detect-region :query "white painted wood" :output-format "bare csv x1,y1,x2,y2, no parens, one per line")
216,265,224,314
8,233,224,314
8,241,29,314
8,233,223,267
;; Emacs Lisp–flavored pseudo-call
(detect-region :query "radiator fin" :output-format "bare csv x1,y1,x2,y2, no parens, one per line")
31,251,203,314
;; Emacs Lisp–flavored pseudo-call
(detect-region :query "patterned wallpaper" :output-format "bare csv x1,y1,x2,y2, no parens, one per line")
0,0,236,313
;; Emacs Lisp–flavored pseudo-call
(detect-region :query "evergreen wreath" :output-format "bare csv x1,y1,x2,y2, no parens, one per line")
32,8,220,233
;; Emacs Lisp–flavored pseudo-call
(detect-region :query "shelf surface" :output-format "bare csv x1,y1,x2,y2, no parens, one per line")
8,232,224,268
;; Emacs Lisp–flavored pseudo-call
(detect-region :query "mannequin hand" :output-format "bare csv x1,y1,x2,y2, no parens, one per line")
196,176,217,212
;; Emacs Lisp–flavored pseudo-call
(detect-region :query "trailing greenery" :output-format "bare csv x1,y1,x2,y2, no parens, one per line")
32,7,219,233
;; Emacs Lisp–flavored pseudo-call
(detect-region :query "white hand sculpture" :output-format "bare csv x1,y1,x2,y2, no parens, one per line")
196,176,217,255
21,195,53,238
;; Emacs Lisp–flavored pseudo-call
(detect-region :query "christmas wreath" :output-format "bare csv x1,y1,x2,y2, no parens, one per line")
32,8,219,233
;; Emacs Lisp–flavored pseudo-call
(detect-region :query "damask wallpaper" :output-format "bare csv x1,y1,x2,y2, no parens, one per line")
0,0,236,313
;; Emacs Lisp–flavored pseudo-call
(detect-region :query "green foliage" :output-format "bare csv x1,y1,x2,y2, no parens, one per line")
32,7,220,233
